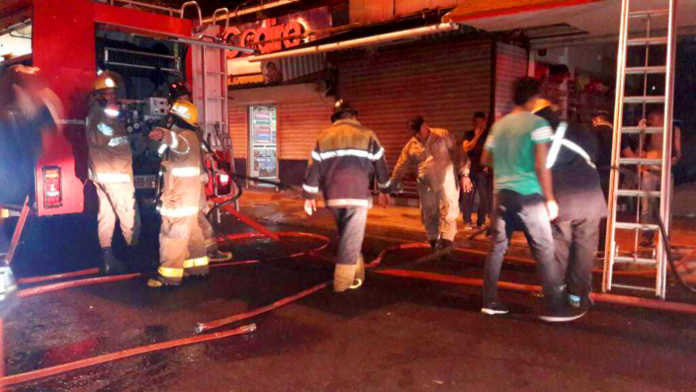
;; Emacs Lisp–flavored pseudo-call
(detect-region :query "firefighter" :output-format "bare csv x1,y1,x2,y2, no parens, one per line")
166,81,232,262
147,99,208,287
389,116,471,250
86,72,136,274
303,100,391,292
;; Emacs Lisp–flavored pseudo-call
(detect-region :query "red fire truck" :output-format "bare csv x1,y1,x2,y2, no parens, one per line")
1,0,245,215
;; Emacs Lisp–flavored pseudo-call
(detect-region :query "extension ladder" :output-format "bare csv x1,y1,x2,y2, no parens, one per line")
602,0,677,299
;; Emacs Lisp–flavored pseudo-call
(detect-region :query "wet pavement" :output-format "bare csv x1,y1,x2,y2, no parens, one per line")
1,192,695,391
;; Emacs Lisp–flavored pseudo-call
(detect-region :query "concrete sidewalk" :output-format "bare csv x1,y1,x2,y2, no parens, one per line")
237,188,696,249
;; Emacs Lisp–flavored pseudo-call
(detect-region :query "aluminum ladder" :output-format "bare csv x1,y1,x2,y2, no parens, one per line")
602,0,678,299
190,8,232,157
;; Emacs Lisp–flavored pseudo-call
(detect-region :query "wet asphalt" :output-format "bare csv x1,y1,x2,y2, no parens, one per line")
1,210,695,391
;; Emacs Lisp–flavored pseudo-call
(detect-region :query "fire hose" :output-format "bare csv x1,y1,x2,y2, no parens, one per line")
4,171,696,387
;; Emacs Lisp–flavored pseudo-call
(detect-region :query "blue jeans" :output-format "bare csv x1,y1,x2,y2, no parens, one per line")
483,190,563,305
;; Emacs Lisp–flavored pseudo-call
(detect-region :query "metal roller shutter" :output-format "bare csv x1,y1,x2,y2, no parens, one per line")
228,87,333,161
276,101,333,161
494,42,529,119
333,38,494,195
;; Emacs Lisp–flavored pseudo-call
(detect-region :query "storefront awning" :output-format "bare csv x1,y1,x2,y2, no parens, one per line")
443,0,600,24
444,0,696,43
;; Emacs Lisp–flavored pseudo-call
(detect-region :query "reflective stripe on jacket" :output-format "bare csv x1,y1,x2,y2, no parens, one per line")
302,118,390,206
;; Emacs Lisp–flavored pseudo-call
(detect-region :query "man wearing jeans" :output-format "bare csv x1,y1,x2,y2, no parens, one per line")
480,77,585,322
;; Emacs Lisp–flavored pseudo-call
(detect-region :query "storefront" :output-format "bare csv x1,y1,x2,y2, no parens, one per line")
227,34,528,190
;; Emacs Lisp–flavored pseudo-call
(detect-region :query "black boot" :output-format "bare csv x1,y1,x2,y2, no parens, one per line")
100,247,127,275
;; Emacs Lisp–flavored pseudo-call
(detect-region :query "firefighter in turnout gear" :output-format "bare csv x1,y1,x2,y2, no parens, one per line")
303,100,391,292
389,116,471,250
86,71,135,274
147,99,208,287
166,82,232,263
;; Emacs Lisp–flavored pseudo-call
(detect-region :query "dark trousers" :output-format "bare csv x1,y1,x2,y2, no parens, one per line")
330,206,368,265
462,170,491,225
483,190,562,304
552,217,600,298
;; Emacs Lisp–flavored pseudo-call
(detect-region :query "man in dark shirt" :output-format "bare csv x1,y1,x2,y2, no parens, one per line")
537,102,607,311
460,112,491,228
591,110,613,198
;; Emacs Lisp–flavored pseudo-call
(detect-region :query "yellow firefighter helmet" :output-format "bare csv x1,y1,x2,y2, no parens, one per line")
93,72,119,91
170,99,198,126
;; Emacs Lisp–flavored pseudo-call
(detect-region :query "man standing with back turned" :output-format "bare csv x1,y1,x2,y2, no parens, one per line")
480,77,585,322
302,100,391,292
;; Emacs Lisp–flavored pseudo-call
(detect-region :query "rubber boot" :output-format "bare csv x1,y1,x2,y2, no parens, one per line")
100,247,127,275
333,263,356,293
0,265,18,319
351,254,365,290
207,246,233,262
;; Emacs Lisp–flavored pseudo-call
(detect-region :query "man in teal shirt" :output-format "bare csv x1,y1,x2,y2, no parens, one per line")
480,77,585,322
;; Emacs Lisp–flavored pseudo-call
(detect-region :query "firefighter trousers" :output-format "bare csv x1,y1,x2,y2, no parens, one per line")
158,213,208,284
330,206,368,291
417,169,460,242
96,181,136,248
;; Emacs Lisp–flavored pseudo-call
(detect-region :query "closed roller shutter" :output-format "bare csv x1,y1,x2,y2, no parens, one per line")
276,101,333,160
228,84,333,164
229,105,248,159
333,38,494,195
494,42,529,118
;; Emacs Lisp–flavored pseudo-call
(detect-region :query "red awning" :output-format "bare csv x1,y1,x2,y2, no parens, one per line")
444,0,600,23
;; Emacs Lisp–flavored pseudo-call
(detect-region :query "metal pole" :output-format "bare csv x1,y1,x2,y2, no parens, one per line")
603,0,631,293
658,0,678,299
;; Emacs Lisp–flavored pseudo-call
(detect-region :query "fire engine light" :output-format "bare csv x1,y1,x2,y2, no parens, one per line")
216,172,231,195
104,78,115,88
218,173,229,184
42,166,62,208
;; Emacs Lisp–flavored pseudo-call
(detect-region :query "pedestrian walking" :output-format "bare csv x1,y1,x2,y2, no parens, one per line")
480,77,584,322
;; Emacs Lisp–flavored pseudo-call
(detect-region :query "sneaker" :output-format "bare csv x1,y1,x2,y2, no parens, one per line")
539,303,586,322
481,302,510,315
568,294,594,310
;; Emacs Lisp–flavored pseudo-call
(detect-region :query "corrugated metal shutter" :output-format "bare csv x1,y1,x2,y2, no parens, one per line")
229,105,248,159
333,39,494,195
228,91,333,161
279,53,327,82
276,101,333,160
494,42,529,119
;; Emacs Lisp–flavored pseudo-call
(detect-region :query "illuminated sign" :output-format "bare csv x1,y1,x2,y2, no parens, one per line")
224,7,331,58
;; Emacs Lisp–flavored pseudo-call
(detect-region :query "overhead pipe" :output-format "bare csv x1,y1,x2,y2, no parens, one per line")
247,22,460,62
202,0,301,24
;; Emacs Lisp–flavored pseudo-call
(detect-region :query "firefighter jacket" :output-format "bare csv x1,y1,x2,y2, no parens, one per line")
390,128,469,190
157,124,205,218
302,118,390,208
86,103,133,184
